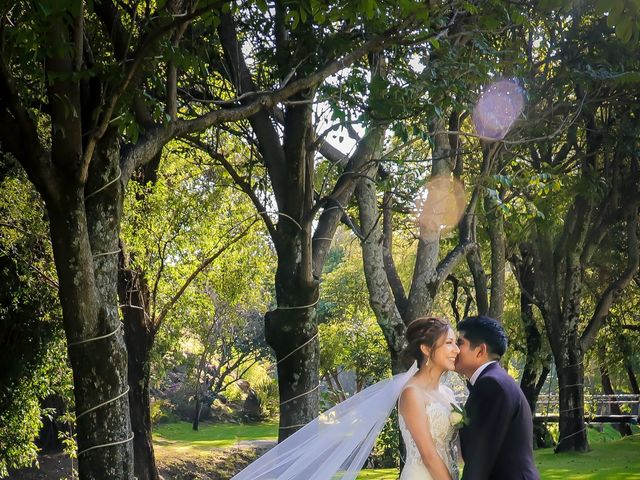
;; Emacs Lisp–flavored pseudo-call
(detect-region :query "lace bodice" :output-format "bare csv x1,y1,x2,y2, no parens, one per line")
398,384,460,480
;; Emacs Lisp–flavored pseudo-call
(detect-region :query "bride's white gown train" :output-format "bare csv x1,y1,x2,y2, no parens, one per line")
399,385,460,480
229,363,462,480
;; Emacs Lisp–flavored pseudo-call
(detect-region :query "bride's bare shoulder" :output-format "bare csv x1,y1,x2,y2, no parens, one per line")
399,382,429,406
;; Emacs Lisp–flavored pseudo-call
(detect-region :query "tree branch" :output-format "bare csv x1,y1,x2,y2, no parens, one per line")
121,21,408,183
153,219,258,331
183,136,278,241
83,2,228,181
217,12,287,206
0,52,53,200
582,211,640,351
382,189,408,314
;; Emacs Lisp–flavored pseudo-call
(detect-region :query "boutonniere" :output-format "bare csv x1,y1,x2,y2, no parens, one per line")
449,403,469,428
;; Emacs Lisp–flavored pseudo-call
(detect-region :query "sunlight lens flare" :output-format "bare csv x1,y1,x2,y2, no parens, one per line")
472,79,525,140
417,175,466,238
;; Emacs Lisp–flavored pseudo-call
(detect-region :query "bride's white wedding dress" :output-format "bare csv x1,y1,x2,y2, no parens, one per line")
230,363,462,480
399,384,460,480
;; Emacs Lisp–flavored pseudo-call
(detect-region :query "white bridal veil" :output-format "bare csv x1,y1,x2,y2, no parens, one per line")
231,362,419,480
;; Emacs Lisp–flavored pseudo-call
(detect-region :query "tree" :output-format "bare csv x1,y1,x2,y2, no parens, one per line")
0,2,410,474
190,297,268,430
118,147,271,476
353,1,530,374
502,7,640,451
188,1,440,440
0,156,70,476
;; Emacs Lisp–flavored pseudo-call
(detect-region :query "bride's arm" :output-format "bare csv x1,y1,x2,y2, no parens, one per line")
399,387,453,480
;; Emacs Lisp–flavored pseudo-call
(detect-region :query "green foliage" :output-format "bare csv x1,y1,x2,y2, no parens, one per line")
0,160,72,477
120,143,276,424
318,241,391,402
368,409,401,468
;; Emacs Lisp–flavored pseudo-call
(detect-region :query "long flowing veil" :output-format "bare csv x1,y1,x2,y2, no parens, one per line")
231,362,419,480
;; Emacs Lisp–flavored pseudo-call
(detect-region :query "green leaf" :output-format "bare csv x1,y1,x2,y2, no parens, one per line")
615,17,634,42
608,71,640,85
594,0,610,16
256,0,268,13
539,0,563,11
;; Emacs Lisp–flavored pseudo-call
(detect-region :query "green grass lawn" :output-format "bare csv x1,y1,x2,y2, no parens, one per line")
153,422,640,479
534,434,640,480
153,420,278,457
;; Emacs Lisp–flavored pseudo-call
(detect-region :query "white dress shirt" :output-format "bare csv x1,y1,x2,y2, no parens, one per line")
469,360,498,386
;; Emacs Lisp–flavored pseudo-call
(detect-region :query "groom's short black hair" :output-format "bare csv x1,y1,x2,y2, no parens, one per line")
457,315,508,358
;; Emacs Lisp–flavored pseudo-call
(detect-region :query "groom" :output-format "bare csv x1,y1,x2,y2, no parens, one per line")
455,315,540,480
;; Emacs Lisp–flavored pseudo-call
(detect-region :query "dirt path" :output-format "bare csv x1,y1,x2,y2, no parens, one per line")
7,441,276,480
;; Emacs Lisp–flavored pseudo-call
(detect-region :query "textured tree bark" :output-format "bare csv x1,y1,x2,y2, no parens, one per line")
554,250,589,453
48,179,134,478
513,247,552,447
599,352,632,436
466,247,489,316
554,334,588,453
485,194,505,321
625,359,640,395
118,255,159,480
266,248,320,442
356,167,408,375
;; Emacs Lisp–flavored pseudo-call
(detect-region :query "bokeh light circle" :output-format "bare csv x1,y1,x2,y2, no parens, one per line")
472,79,525,140
417,175,466,238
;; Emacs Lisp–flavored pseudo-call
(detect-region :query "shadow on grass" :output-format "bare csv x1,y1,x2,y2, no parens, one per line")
153,422,640,480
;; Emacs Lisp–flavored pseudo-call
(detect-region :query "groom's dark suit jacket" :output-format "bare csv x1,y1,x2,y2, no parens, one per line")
459,362,540,480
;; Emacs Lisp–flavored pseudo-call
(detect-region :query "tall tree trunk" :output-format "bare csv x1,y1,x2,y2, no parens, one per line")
599,350,632,436
466,246,489,316
554,324,588,452
626,361,640,395
485,194,505,321
118,256,159,480
356,166,408,375
265,256,320,442
625,360,639,416
49,180,133,477
192,394,202,431
514,247,553,447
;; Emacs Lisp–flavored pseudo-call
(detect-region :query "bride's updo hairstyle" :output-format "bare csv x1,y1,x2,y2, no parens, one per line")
403,316,450,366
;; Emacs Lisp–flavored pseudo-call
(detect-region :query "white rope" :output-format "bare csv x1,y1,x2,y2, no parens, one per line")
93,249,121,258
280,384,320,406
269,332,321,413
258,210,303,230
67,324,122,347
85,167,122,200
559,383,583,389
312,237,333,242
276,296,320,311
77,433,134,456
277,332,319,365
279,423,307,430
76,386,130,421
556,426,587,446
321,206,342,213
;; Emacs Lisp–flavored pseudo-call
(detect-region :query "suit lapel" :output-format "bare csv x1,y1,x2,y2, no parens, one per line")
461,362,500,442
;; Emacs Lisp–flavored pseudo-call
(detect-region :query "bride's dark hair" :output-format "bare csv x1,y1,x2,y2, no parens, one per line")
403,316,451,365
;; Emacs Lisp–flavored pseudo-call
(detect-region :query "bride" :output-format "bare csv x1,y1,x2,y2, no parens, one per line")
398,316,461,480
230,316,462,480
